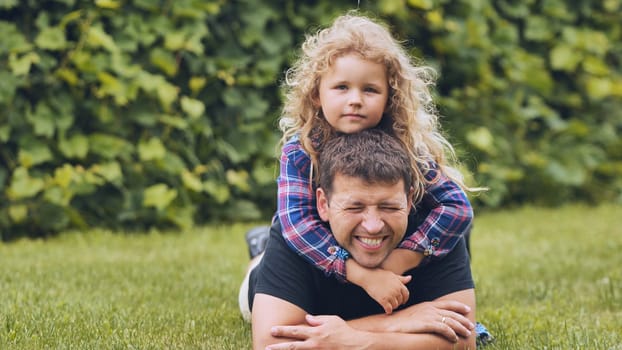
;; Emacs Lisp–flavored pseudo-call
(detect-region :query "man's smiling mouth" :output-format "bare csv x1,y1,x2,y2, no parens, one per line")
357,236,384,248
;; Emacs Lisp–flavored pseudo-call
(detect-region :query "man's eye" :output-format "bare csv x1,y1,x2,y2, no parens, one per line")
345,207,364,212
381,207,401,212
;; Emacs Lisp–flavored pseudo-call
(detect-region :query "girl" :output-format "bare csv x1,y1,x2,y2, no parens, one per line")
276,12,480,314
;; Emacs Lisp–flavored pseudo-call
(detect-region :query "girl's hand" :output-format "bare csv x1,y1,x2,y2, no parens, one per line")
359,268,411,314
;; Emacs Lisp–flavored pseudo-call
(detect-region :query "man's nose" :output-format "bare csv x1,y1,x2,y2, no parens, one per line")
361,210,384,233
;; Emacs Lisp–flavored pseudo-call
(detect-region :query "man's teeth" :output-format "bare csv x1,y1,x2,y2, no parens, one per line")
359,237,382,246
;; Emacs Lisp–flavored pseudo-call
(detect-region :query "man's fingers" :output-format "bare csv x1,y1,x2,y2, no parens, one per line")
441,315,472,339
271,325,309,340
433,300,472,315
439,310,474,331
265,341,307,350
433,320,459,343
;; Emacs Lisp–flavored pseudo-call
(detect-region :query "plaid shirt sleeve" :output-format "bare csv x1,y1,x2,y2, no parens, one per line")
398,163,474,265
276,138,348,281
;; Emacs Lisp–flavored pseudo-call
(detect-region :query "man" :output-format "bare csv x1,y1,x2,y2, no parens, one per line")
239,129,477,349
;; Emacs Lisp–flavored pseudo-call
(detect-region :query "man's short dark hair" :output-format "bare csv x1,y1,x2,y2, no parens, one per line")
318,129,412,197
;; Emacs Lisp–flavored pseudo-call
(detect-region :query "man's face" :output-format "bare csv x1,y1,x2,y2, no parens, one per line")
316,173,412,268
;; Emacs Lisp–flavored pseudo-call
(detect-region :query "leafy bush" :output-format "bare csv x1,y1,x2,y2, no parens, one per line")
1,0,620,239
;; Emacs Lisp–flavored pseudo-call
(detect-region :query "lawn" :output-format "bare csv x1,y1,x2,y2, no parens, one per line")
1,203,620,349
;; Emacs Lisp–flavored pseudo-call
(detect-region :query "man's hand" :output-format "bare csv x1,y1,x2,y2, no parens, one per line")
346,259,411,314
267,314,367,350
380,299,474,342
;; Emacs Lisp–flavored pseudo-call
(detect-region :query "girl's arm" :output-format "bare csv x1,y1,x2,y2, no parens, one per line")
277,138,349,281
382,164,473,274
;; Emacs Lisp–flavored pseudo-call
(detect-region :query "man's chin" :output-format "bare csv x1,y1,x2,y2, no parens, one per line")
351,253,388,269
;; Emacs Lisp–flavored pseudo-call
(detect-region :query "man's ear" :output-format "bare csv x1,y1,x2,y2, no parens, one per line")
316,187,330,222
407,186,415,211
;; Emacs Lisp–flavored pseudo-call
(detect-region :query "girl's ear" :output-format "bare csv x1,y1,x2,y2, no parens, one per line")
311,94,321,108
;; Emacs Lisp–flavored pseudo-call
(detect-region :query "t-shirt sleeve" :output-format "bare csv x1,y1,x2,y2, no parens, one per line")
251,222,316,314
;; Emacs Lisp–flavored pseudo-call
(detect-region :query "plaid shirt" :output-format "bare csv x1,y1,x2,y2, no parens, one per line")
276,136,473,282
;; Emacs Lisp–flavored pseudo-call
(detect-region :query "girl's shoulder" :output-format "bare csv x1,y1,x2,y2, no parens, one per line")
281,134,311,160
281,134,303,154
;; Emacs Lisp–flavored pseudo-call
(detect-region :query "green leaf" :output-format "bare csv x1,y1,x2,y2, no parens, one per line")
43,186,70,206
0,71,18,104
96,72,130,105
466,127,496,155
18,142,53,167
181,170,204,192
9,52,40,75
53,164,75,188
158,114,188,130
55,67,80,86
138,138,166,161
150,48,178,76
34,26,68,50
0,125,10,142
585,77,612,100
180,96,205,119
204,180,230,203
59,134,89,159
524,16,553,41
165,204,195,230
189,77,206,94
407,0,433,10
582,56,610,76
0,0,18,9
90,161,123,184
8,204,28,223
223,199,261,220
143,183,178,211
0,21,32,54
7,167,45,200
95,0,121,9
37,202,70,231
87,25,118,53
89,133,134,159
550,44,582,72
226,169,250,192
26,102,55,138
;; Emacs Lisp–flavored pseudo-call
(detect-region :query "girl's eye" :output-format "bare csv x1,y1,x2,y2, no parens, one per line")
364,87,378,93
335,85,348,90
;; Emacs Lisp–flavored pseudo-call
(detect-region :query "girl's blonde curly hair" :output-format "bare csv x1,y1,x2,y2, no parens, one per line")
279,12,477,201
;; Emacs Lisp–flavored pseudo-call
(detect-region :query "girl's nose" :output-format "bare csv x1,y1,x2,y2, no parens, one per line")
348,90,362,105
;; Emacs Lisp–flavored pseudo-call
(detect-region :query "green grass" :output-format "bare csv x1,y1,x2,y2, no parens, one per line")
1,204,621,349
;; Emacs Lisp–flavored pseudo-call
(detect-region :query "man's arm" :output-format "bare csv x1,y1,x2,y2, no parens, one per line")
348,289,476,346
251,293,308,350
266,290,476,350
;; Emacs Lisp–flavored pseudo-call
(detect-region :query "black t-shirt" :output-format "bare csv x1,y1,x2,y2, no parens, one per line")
248,221,474,320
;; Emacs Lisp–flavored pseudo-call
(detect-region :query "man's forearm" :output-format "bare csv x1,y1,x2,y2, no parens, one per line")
352,330,474,350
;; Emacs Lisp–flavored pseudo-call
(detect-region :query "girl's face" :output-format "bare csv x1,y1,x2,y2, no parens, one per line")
317,53,389,134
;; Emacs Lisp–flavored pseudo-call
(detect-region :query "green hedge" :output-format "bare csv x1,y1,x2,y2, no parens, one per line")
1,0,620,239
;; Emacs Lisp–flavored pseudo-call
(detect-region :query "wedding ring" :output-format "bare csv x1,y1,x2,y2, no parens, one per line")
441,316,447,324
